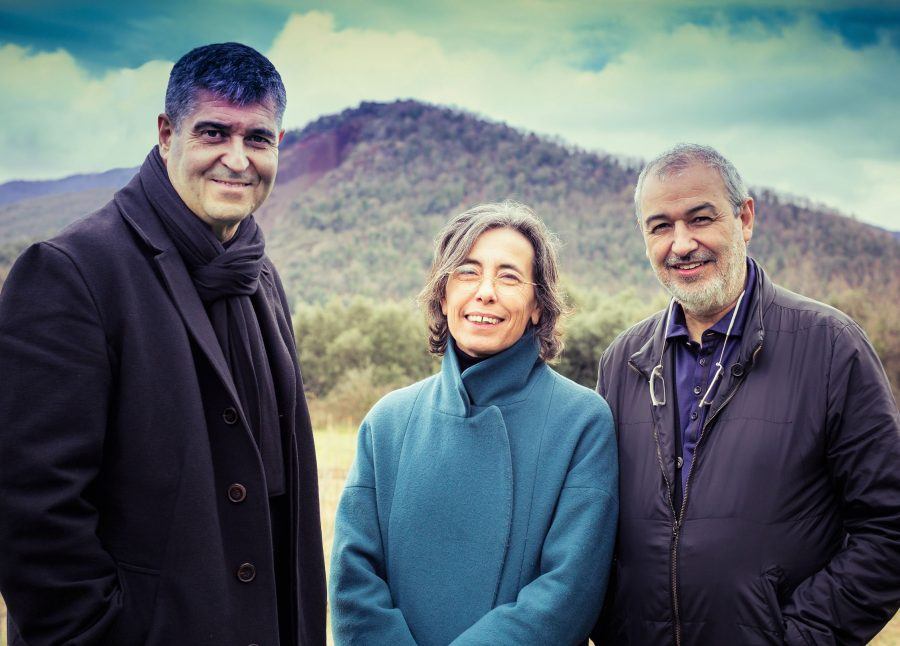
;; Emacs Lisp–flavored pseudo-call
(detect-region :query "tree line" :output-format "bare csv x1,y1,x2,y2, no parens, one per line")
294,284,899,428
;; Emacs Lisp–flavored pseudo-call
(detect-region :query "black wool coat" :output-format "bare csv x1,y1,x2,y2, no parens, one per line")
0,173,326,645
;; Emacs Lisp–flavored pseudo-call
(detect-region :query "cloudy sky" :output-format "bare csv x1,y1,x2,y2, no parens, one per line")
1,0,898,230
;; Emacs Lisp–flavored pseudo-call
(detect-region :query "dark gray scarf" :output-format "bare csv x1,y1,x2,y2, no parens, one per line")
139,147,290,496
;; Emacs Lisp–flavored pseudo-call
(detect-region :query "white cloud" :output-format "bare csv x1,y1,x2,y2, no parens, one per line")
0,44,170,179
267,12,900,230
1,11,897,230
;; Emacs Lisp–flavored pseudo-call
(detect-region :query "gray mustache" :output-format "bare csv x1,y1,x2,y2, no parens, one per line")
665,250,715,267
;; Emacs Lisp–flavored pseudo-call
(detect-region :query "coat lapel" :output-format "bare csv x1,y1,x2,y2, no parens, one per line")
115,181,242,411
154,249,242,409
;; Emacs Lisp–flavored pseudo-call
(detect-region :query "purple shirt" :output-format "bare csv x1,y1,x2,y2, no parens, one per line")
667,260,756,504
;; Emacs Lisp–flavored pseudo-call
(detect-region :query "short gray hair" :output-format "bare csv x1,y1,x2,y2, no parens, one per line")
634,143,749,219
418,201,569,361
165,42,286,132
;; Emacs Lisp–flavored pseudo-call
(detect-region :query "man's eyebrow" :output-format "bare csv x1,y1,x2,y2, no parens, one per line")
643,213,670,228
192,120,231,134
191,121,277,139
249,127,277,139
685,202,717,216
643,202,718,227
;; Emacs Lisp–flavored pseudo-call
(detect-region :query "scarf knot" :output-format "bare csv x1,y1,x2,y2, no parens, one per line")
191,239,264,303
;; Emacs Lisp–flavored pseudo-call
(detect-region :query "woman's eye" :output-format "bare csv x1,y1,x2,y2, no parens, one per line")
497,273,522,286
452,267,480,282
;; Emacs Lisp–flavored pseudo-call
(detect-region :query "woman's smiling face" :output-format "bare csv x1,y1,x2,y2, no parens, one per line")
441,227,541,358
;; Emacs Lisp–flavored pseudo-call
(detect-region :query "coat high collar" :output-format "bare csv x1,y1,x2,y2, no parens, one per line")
435,331,543,417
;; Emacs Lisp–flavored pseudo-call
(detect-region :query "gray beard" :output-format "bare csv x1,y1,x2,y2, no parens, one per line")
658,238,747,319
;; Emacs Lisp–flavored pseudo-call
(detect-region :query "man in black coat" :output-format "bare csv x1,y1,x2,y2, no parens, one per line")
593,143,900,645
0,43,326,645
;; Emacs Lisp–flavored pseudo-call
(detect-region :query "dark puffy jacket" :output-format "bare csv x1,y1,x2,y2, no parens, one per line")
593,260,900,645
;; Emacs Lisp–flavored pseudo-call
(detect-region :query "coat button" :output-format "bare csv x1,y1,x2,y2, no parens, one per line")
731,364,745,377
690,411,698,421
236,562,256,583
228,483,247,503
675,456,684,469
223,407,238,425
692,385,702,396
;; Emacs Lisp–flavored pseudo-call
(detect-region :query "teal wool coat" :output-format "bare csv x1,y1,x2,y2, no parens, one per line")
330,333,618,645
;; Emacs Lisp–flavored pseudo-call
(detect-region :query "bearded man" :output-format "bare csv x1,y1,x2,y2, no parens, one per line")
593,143,900,645
0,43,325,645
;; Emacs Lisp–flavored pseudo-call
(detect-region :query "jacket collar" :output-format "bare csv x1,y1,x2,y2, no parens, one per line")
628,259,771,515
629,257,770,380
435,330,543,417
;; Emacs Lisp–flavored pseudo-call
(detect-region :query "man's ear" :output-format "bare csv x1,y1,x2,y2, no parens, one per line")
158,114,174,161
740,197,755,244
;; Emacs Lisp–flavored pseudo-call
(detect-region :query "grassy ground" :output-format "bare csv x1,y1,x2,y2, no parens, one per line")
1,425,897,645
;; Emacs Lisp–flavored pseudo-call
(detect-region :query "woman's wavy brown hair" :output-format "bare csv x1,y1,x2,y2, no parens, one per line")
417,201,569,362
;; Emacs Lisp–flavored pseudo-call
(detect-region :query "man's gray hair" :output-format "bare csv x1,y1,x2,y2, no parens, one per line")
418,201,569,362
165,42,286,131
634,143,749,219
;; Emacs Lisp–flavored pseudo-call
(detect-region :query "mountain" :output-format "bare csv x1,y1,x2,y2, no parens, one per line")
1,100,898,310
0,167,136,207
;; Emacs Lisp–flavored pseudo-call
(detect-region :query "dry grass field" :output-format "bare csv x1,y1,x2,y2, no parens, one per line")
1,424,897,645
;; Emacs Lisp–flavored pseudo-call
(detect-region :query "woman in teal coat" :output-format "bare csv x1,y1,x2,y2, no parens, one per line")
330,202,618,645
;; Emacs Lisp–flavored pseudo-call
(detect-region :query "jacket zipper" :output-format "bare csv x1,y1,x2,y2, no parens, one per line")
630,360,684,645
667,341,761,646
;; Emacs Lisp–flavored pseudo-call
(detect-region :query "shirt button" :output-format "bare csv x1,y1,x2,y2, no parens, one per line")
690,411,699,421
227,483,247,503
222,407,238,425
693,385,702,395
236,563,256,583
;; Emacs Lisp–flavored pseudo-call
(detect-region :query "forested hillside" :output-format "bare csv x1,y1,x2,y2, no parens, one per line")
0,100,897,396
256,101,899,307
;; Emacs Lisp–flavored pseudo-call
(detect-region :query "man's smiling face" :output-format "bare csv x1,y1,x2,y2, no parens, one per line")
158,90,283,241
639,162,754,323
